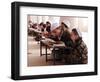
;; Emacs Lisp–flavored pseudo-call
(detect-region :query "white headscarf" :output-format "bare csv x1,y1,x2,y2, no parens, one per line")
51,22,59,31
62,20,70,28
76,28,82,37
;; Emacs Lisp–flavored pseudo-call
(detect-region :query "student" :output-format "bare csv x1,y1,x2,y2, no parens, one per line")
64,28,88,64
51,22,73,60
46,21,51,33
60,22,72,47
39,22,44,31
43,21,51,37
50,22,60,41
50,22,71,44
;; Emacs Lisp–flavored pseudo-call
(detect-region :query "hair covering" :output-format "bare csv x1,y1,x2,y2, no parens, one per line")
62,20,70,28
76,28,82,37
51,22,59,31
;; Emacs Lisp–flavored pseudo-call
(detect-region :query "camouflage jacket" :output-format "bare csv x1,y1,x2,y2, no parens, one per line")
72,39,88,64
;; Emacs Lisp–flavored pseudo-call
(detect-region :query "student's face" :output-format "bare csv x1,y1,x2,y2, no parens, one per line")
53,29,61,36
71,32,78,42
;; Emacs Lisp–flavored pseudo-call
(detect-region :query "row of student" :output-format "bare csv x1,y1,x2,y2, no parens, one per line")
29,21,51,33
48,21,88,64
29,20,88,64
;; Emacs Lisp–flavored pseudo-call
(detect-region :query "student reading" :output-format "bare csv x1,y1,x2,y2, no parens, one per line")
51,22,88,64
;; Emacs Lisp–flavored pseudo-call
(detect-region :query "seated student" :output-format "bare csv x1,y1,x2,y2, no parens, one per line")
50,22,71,42
49,22,60,41
51,22,73,60
60,22,73,47
64,28,88,64
32,23,38,29
39,22,44,31
46,21,51,33
43,21,51,38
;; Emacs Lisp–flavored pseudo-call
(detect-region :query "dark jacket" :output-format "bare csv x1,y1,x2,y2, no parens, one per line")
60,30,73,47
65,39,88,64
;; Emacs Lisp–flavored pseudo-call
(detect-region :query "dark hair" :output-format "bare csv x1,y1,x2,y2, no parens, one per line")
43,24,46,28
72,28,78,35
46,21,50,24
39,22,44,26
61,22,69,28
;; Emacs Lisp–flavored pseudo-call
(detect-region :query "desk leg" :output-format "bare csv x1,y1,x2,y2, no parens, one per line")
53,51,56,65
46,45,48,62
40,41,42,56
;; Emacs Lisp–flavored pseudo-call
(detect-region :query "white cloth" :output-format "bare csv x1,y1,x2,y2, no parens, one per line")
62,20,70,28
51,22,59,31
76,28,82,37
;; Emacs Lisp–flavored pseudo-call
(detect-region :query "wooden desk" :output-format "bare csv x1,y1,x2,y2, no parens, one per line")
40,38,66,65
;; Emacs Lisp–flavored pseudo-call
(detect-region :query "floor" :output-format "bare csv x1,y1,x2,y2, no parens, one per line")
27,36,63,66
